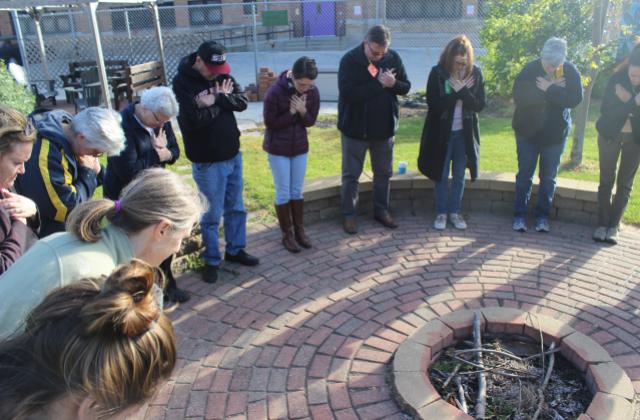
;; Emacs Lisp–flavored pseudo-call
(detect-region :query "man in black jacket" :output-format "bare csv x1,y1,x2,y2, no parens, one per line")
173,41,259,284
511,37,583,233
338,25,411,234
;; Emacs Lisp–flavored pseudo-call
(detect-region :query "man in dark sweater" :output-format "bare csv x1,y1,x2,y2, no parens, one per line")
338,25,411,234
511,37,583,233
173,41,259,284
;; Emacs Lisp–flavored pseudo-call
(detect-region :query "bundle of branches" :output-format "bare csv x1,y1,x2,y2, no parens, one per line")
428,313,587,419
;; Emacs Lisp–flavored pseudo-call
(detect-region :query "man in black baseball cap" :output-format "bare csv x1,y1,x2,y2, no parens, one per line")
172,41,259,284
197,41,231,75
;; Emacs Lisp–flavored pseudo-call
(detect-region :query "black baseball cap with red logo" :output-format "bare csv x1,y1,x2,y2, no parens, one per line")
197,41,231,75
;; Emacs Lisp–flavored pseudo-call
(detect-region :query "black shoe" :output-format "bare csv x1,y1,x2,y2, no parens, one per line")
224,250,260,266
164,287,191,303
202,264,219,284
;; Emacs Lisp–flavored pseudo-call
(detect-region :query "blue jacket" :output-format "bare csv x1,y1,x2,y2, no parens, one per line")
15,110,103,237
104,103,179,199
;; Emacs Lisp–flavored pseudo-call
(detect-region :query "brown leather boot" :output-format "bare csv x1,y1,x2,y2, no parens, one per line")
290,199,312,248
275,203,300,253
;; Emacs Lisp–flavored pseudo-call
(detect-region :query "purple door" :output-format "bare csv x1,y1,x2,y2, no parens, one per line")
302,1,336,36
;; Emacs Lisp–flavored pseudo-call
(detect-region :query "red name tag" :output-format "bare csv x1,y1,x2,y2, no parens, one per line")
367,63,379,78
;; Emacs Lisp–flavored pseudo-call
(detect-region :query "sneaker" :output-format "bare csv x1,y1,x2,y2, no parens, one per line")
202,264,219,284
535,218,550,233
434,213,447,230
225,250,260,266
512,216,527,232
605,227,619,245
449,213,467,230
592,226,607,242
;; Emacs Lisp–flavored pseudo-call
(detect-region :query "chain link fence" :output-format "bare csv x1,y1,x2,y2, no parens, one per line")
16,0,485,99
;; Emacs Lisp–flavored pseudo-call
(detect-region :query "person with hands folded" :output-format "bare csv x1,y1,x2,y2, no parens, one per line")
418,35,486,231
510,37,583,233
263,56,320,253
593,42,640,244
338,25,411,235
104,86,188,304
0,106,39,273
173,40,259,285
15,107,126,237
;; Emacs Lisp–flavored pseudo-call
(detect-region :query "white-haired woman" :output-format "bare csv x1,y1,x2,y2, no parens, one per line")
104,86,186,302
15,107,126,237
511,37,583,233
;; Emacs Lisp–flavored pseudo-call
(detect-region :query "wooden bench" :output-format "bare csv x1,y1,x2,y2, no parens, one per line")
113,60,166,109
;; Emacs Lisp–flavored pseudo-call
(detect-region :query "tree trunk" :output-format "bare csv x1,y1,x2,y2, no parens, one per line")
569,0,610,167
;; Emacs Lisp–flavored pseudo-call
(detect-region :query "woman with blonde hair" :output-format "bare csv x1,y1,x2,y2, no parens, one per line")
0,167,206,338
0,259,176,419
0,106,39,273
418,35,486,230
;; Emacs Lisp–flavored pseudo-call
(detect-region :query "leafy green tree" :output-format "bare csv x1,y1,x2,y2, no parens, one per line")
479,0,593,97
479,0,621,166
0,59,35,115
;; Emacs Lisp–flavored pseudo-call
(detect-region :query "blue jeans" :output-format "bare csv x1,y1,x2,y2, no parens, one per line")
192,153,246,266
435,130,467,214
514,136,567,219
268,153,308,205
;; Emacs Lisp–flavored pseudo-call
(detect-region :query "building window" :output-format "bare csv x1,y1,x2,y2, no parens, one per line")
386,0,462,19
188,0,222,26
20,11,74,35
111,3,176,32
243,0,254,15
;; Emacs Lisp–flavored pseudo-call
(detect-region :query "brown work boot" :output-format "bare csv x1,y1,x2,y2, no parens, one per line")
290,199,312,249
343,216,358,234
275,203,300,253
374,212,398,229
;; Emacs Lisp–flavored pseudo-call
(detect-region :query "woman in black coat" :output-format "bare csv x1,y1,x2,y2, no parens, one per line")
418,35,485,230
593,42,640,244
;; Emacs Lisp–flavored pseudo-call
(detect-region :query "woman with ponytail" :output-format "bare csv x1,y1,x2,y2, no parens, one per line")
0,259,176,419
0,167,206,338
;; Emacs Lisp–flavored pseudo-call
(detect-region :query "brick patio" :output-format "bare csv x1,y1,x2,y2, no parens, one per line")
138,213,640,419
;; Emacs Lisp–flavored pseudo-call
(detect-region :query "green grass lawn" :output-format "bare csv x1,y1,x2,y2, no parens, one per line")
171,106,640,226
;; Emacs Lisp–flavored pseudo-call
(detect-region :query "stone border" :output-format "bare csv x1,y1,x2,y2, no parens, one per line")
390,307,635,420
303,171,599,226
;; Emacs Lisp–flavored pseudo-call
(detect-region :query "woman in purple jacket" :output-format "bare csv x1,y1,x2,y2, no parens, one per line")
263,57,320,253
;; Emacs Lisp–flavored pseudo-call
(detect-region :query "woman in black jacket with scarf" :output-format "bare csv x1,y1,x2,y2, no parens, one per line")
594,43,640,244
418,35,485,230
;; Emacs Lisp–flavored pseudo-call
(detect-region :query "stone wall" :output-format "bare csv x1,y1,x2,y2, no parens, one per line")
303,171,599,226
173,170,600,273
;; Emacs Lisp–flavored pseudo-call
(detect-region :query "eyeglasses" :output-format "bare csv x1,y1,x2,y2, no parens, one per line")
150,110,169,126
366,42,387,58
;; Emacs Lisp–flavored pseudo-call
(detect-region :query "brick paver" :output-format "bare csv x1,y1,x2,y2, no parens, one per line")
139,214,640,419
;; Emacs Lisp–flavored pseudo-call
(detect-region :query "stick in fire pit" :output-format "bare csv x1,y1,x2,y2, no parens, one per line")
472,311,486,419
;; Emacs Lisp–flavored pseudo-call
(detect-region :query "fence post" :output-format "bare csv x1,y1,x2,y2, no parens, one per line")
150,1,169,85
86,1,112,109
11,11,31,84
252,2,259,88
124,9,133,57
31,8,52,82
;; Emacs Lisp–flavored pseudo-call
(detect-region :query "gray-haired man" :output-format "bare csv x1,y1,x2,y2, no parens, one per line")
338,25,411,234
511,37,583,233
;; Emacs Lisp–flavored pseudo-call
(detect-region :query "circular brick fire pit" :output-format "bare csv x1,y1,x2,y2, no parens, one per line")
391,307,635,419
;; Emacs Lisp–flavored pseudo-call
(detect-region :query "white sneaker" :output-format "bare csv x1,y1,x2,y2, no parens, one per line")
434,213,447,230
592,226,607,242
606,227,619,245
449,213,467,230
